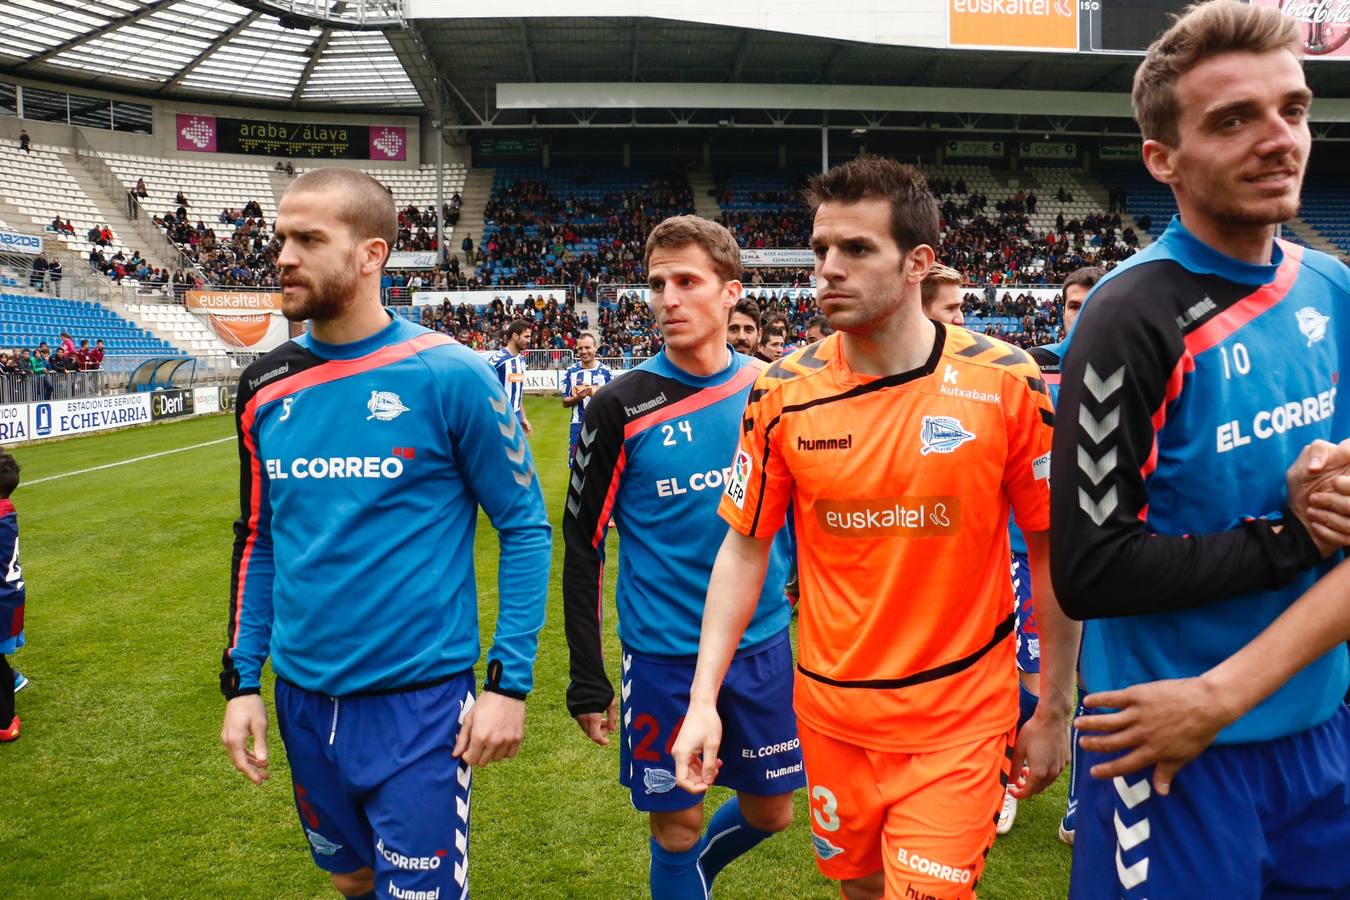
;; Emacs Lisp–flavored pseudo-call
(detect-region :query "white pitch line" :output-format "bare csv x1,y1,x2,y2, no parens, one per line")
20,436,234,487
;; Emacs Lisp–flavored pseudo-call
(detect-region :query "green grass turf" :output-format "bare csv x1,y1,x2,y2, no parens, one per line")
0,398,1073,898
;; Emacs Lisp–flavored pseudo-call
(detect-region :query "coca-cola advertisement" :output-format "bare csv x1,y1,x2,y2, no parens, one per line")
1252,1,1350,57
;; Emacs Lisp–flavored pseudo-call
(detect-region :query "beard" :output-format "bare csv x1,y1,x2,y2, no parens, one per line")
280,260,358,323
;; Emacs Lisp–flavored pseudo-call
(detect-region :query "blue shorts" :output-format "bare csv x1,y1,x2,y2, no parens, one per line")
274,673,476,896
569,422,581,464
1010,552,1039,674
1070,704,1350,900
619,631,806,812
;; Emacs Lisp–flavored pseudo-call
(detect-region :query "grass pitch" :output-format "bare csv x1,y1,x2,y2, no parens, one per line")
0,399,1072,898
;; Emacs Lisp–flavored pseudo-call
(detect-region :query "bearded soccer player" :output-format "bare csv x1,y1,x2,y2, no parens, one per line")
220,168,551,900
1049,5,1350,897
489,319,533,436
561,332,613,465
563,216,801,900
672,158,1079,900
726,298,761,357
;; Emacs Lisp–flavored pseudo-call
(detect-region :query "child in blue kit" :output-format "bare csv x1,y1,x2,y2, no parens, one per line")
0,450,24,742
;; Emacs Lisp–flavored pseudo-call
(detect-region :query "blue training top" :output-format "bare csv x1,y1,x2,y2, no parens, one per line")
561,347,790,716
1050,215,1348,743
222,316,552,699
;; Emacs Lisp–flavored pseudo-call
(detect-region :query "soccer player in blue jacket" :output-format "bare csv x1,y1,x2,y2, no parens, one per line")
563,216,801,899
219,168,551,900
1050,6,1349,898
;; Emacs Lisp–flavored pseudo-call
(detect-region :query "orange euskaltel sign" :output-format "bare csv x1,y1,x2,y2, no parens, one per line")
184,290,284,311
949,0,1078,50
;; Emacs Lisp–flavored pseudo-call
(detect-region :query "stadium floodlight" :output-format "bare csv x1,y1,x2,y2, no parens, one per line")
233,0,403,31
850,128,867,136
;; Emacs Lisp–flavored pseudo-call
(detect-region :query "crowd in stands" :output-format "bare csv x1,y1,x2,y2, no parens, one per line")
419,293,590,353
0,334,104,402
151,196,281,289
960,289,1064,349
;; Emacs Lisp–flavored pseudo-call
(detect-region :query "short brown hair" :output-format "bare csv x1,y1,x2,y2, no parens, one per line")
804,157,940,253
285,168,397,262
729,298,761,325
1133,1,1302,145
644,215,742,283
920,263,964,308
1063,266,1104,297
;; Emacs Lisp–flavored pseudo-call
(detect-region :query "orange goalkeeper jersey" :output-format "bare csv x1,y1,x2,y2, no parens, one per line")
719,324,1054,752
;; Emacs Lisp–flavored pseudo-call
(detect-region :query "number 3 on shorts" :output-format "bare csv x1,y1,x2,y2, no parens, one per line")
811,784,840,832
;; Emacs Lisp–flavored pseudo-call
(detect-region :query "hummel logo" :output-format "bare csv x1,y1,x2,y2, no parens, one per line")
1175,295,1217,330
1079,407,1120,444
1077,446,1116,486
1079,485,1118,526
1083,364,1125,404
798,434,853,451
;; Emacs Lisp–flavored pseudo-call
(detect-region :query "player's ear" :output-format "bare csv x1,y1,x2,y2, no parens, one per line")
906,245,936,285
724,278,743,309
1141,140,1176,186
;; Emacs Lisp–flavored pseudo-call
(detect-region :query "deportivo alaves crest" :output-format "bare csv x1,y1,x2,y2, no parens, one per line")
367,390,411,421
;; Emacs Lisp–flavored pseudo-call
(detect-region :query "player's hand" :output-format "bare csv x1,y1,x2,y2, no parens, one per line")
1008,706,1070,800
574,698,618,746
1286,438,1350,554
453,692,525,767
221,694,270,784
1075,676,1238,797
521,417,534,437
670,702,724,794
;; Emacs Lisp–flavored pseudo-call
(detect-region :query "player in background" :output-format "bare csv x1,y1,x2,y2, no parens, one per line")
0,451,23,743
489,319,534,436
997,265,1102,839
220,168,551,900
561,332,614,465
755,325,786,363
803,315,834,344
563,216,801,900
672,157,1079,900
919,263,966,326
726,298,761,357
1049,5,1349,896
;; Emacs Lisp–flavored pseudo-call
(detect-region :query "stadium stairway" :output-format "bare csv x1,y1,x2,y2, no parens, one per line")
268,169,290,210
455,168,494,276
1059,169,1153,248
63,153,179,279
688,169,722,219
1285,213,1342,257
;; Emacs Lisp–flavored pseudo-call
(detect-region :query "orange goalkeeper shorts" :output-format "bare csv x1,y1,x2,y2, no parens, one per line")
799,719,1015,899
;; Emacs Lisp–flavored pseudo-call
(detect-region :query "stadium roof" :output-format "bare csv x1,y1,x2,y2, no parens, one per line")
1,4,1348,129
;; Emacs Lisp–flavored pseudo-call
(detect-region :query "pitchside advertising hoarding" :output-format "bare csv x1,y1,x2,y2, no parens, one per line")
176,113,409,159
31,395,152,440
0,404,31,445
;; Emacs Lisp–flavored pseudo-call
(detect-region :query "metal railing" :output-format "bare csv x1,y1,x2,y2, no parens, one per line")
0,370,106,404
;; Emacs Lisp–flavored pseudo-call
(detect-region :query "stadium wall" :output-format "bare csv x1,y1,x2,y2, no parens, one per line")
0,385,233,446
0,73,451,167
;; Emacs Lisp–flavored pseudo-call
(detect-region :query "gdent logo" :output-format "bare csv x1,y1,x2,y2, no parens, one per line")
816,497,961,538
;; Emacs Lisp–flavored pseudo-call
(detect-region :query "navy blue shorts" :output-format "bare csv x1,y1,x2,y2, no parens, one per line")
1070,704,1350,900
618,630,805,812
1010,551,1039,674
569,422,581,464
274,673,476,897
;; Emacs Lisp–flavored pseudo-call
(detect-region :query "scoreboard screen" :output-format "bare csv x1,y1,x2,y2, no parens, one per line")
1078,0,1191,53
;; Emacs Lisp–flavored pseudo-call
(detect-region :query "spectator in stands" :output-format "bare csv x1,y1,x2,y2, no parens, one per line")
727,298,760,356
98,225,113,247
134,178,148,199
47,258,62,292
58,332,75,357
90,340,104,370
175,190,190,208
75,340,92,370
462,233,473,265
18,129,29,153
28,255,47,292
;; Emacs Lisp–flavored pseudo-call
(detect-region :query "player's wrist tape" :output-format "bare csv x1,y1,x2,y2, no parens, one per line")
483,658,528,701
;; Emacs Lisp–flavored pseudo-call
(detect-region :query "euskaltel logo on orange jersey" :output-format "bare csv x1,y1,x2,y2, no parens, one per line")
815,497,962,538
